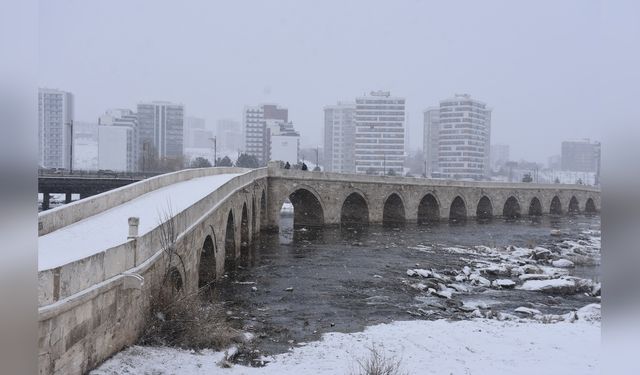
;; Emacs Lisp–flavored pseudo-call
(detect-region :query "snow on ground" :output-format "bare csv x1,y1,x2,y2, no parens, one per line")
92,318,600,375
39,173,243,271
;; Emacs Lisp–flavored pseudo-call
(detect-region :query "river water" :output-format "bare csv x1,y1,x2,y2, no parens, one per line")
209,214,601,365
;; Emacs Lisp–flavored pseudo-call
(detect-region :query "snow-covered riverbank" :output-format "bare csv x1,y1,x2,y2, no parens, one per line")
93,316,600,374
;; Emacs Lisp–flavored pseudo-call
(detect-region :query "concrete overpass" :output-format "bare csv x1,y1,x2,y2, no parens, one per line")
37,163,600,374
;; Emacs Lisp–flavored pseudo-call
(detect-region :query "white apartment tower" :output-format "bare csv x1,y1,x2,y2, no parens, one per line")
98,109,138,172
354,91,405,175
324,102,356,173
436,94,491,180
243,104,288,165
38,88,74,169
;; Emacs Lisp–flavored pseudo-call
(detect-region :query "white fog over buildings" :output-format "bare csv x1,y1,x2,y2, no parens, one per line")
243,104,289,165
324,102,356,173
490,144,510,170
548,154,561,170
216,118,243,156
424,94,491,180
38,88,74,169
561,139,600,172
137,101,184,169
98,109,138,172
183,116,212,149
354,91,406,175
422,107,440,177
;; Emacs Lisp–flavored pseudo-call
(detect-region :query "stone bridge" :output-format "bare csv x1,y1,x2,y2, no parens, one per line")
37,163,600,374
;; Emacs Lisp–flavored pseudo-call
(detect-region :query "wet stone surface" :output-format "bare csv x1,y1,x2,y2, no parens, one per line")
207,214,601,366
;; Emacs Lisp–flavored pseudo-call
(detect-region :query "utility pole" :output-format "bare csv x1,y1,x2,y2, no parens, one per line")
69,120,74,173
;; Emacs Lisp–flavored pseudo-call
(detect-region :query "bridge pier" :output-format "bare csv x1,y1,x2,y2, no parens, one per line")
65,192,72,204
42,192,50,211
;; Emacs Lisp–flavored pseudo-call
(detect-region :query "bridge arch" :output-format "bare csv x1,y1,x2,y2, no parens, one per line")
224,209,236,270
240,203,250,262
341,192,370,225
383,192,406,225
568,196,580,213
449,196,467,223
198,235,216,288
417,193,440,224
528,197,543,216
168,266,184,294
503,196,522,219
585,197,597,213
550,196,562,215
476,196,493,221
285,186,325,227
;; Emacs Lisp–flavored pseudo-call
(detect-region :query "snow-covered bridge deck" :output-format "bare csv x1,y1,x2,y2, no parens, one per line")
38,173,241,271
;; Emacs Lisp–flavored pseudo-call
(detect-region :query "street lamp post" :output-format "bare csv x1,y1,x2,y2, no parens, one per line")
209,137,217,167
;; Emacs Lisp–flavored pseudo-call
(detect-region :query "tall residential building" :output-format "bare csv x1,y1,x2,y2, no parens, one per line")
269,121,300,165
435,94,491,180
216,118,243,154
324,102,356,173
561,139,600,173
136,101,184,169
98,109,138,172
243,104,288,165
184,116,212,149
490,144,510,170
38,88,74,169
422,107,440,177
354,91,406,175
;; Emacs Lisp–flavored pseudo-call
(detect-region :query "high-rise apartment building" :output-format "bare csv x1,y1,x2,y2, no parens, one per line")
561,139,600,173
422,107,440,177
98,109,138,172
354,91,405,175
324,102,356,173
243,104,288,165
136,101,184,169
38,88,74,169
432,94,491,180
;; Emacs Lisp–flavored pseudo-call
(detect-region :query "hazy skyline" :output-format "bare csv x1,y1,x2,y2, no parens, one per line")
39,0,607,163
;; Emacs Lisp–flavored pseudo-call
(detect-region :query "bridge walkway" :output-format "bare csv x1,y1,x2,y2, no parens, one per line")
38,173,242,271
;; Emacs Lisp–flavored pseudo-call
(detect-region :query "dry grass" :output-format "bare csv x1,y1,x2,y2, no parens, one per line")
140,289,239,350
351,345,407,375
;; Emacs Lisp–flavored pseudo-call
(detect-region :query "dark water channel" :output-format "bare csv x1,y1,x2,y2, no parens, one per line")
209,214,601,364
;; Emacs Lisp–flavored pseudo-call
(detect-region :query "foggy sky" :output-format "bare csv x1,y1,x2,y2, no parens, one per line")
39,0,616,163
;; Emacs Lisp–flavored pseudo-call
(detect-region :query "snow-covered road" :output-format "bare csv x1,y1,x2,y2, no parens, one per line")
92,318,600,375
38,173,242,271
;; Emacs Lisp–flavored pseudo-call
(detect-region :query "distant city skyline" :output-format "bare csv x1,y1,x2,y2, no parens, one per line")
38,0,604,164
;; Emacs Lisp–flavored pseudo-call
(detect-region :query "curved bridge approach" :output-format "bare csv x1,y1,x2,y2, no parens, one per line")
37,163,600,374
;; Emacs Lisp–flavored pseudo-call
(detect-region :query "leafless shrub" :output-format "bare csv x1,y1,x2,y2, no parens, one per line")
157,203,188,290
140,290,238,350
140,204,238,350
351,345,407,375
